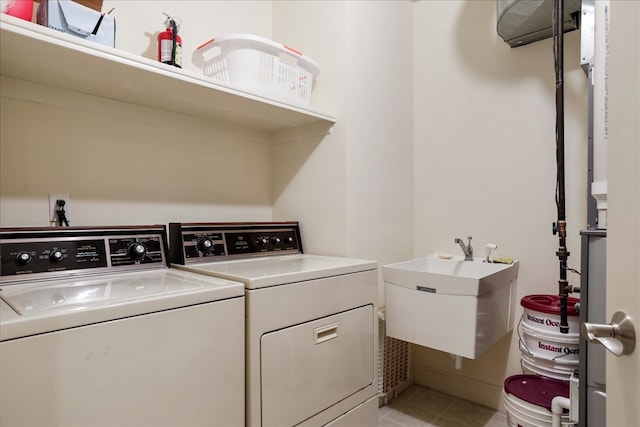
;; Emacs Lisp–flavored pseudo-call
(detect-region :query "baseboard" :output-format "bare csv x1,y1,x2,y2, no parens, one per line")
413,364,505,411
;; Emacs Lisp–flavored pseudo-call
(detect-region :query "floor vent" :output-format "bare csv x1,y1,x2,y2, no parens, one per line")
378,309,411,406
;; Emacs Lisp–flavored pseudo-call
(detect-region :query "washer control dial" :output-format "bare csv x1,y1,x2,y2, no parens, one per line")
49,249,64,263
16,252,32,265
256,237,268,247
128,243,147,260
197,237,215,253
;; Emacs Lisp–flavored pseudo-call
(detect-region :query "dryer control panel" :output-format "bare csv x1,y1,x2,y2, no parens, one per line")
169,222,303,264
0,226,168,283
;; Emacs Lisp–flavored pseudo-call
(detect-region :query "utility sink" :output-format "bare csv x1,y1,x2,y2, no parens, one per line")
383,255,519,359
382,255,518,296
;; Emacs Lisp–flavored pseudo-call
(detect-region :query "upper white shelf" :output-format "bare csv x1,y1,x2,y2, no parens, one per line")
0,14,336,133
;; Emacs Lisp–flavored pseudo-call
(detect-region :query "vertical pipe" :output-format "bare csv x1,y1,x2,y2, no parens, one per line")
555,0,570,334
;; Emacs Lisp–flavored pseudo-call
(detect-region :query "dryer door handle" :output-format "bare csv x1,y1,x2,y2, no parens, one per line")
314,323,339,344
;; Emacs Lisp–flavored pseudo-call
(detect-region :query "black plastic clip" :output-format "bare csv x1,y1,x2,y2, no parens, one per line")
56,199,69,227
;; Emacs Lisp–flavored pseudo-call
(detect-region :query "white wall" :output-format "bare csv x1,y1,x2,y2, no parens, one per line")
272,0,415,282
2,0,595,412
344,2,414,270
412,0,587,408
271,1,349,256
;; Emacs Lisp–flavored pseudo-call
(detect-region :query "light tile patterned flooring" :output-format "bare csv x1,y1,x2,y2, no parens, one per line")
378,384,507,427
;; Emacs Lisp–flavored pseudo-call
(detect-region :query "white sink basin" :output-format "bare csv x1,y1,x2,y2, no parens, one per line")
383,255,520,359
383,255,519,296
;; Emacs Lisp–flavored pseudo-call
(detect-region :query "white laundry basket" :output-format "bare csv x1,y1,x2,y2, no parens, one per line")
193,34,320,105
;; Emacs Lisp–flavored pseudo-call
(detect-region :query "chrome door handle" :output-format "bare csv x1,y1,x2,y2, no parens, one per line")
582,311,636,356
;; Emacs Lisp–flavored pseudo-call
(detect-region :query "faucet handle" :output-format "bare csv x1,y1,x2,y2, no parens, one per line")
484,243,498,262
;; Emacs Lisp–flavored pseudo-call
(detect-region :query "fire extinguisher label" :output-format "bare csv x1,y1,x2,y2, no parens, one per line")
160,39,182,67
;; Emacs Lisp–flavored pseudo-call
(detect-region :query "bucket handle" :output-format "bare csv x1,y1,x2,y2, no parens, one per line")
517,313,533,357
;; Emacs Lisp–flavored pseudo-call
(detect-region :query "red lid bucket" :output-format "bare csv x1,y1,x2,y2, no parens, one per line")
504,374,569,411
520,294,581,336
503,374,572,426
519,295,581,370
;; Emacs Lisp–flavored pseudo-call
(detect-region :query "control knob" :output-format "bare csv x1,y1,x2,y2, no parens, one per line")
197,237,215,253
256,237,268,247
128,243,147,260
49,249,64,263
16,252,32,265
271,237,281,245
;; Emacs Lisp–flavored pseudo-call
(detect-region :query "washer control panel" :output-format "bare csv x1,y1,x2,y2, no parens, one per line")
1,226,168,283
170,222,302,264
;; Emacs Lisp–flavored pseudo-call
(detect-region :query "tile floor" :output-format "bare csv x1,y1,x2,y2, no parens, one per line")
378,384,507,427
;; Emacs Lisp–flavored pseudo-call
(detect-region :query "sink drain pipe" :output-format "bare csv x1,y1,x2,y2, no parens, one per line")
551,395,571,427
551,372,580,426
449,353,463,370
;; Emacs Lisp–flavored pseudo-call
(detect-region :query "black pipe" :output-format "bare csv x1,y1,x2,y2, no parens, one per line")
170,18,179,68
554,0,571,334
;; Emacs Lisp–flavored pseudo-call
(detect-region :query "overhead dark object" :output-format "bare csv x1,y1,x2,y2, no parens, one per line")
497,0,582,47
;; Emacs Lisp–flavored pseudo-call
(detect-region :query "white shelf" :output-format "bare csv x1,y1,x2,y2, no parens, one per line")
0,14,336,133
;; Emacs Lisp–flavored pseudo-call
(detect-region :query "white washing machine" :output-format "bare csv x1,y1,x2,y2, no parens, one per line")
0,225,245,427
169,222,379,427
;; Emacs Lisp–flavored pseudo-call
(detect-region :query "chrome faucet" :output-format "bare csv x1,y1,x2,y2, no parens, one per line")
455,236,473,261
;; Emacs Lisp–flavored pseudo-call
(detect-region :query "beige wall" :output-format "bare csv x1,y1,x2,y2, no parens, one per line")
271,1,349,256
0,87,273,225
271,1,415,286
412,0,587,408
1,1,275,226
343,2,414,270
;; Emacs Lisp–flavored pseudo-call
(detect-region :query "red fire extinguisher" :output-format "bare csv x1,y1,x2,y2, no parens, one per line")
158,13,182,68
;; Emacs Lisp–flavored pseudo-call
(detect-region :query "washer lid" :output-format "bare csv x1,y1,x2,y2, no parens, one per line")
174,254,378,289
0,269,243,341
503,374,570,411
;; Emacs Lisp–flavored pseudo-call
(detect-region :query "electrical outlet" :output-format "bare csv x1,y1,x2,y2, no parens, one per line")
49,194,71,226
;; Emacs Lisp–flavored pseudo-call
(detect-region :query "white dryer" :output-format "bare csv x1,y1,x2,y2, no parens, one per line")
0,225,245,427
169,222,379,427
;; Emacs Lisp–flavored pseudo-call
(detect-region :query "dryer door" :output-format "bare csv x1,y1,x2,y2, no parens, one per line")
261,304,374,426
